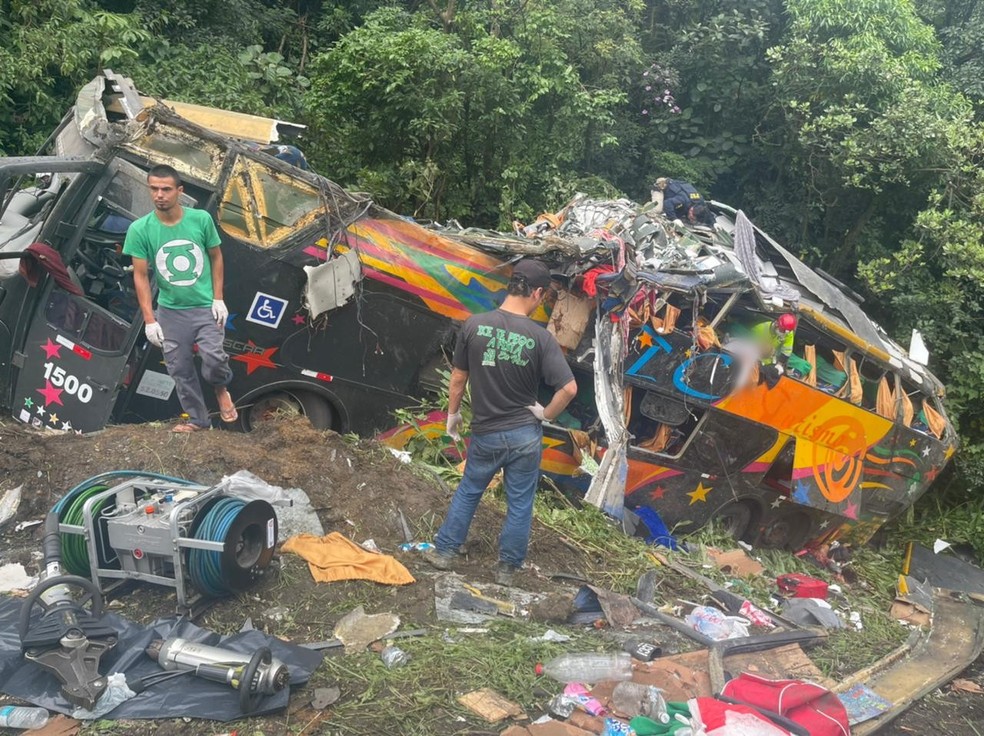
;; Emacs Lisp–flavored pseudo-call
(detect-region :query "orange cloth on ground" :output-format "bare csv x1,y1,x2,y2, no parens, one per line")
282,532,415,585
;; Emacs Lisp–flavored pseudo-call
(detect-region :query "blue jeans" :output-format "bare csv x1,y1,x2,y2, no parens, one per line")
435,423,544,567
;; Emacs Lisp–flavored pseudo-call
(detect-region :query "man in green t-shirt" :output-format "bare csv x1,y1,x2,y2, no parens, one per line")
123,164,238,432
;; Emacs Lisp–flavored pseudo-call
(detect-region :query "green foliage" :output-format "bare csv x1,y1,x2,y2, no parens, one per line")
303,1,641,225
761,0,972,277
0,0,150,154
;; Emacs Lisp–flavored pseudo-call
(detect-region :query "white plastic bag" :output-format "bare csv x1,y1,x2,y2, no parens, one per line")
685,605,750,641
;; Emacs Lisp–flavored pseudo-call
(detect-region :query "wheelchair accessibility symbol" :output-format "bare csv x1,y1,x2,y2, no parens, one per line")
246,292,288,329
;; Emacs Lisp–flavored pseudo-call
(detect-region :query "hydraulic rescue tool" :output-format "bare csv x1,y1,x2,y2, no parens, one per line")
144,638,290,713
19,471,281,709
18,510,118,709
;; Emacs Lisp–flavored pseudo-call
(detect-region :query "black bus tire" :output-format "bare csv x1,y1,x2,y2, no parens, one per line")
760,510,812,551
294,390,334,430
242,390,334,432
714,500,755,541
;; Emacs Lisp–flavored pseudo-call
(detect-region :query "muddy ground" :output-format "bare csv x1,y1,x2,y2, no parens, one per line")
0,417,982,734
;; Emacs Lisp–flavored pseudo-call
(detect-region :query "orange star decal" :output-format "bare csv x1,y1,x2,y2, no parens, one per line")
687,482,712,505
232,342,280,375
636,330,654,348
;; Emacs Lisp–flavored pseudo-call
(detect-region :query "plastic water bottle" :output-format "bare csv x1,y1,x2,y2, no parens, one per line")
0,705,50,729
535,652,633,683
380,645,410,668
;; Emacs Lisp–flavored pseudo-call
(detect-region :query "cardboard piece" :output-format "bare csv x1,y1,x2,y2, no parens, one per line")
889,600,931,628
457,688,527,723
528,720,596,736
707,547,765,577
726,643,835,689
592,649,712,704
569,710,607,733
32,715,80,736
548,290,594,351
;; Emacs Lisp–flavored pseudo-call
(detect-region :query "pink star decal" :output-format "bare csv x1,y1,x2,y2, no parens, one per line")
37,380,64,406
650,486,666,500
292,313,306,325
843,501,859,520
40,338,62,359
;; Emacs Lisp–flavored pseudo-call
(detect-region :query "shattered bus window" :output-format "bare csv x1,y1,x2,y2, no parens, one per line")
218,157,322,248
131,125,221,184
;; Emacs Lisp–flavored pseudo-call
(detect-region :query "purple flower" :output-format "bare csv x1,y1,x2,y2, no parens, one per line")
664,89,670,95
672,106,680,113
642,109,649,115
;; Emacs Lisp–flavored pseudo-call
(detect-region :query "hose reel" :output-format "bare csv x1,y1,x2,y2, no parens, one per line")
51,473,279,612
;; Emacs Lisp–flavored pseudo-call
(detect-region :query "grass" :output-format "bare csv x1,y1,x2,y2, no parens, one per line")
299,620,606,736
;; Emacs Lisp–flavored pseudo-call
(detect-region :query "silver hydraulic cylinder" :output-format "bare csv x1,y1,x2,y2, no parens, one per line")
146,637,289,695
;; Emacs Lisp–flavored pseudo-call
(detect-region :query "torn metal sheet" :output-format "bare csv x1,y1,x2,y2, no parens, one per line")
904,543,984,597
836,589,984,734
303,248,362,317
584,318,628,518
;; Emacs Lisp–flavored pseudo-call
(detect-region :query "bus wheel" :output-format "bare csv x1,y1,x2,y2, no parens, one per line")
760,511,811,551
714,501,754,541
293,391,334,430
243,391,334,431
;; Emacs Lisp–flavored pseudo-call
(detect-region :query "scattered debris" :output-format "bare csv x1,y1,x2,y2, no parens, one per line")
905,542,984,597
949,679,984,694
706,547,765,578
776,573,829,599
457,687,527,723
0,485,23,528
837,683,894,725
331,606,400,653
0,563,35,593
310,686,341,709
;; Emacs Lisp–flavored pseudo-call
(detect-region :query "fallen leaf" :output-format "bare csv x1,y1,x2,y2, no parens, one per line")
950,679,984,694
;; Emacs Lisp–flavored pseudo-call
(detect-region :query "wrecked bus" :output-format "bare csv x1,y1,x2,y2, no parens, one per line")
0,72,956,549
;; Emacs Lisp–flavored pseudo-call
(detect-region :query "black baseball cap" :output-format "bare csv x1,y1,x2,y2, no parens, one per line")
510,259,553,289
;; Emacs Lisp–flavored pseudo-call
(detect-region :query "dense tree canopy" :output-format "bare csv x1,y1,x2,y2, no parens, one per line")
2,0,984,505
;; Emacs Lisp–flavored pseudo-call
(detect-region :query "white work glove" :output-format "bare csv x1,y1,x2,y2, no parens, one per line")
211,299,229,328
775,363,785,375
527,402,546,421
144,322,164,348
446,412,463,441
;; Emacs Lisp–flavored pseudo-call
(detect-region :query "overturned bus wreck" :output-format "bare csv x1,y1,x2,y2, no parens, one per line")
0,72,956,549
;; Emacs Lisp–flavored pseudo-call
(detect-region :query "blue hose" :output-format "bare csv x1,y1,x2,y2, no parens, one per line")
189,498,246,598
51,471,196,572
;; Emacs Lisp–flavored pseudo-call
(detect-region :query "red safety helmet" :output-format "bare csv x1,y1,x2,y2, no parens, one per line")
776,313,798,333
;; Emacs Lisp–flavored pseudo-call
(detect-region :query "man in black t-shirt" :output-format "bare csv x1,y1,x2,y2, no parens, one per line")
426,260,577,585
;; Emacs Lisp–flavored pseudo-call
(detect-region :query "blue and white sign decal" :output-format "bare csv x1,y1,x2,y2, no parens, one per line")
246,292,289,329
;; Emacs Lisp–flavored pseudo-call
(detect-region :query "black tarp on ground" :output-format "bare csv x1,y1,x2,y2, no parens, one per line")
0,597,323,721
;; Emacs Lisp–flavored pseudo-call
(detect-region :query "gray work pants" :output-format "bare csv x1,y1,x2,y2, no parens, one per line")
156,306,233,428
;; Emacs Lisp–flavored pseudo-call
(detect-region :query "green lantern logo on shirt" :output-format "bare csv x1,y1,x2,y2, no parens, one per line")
155,239,205,287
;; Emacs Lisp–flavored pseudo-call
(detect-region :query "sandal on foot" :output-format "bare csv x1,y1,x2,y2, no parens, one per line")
216,388,238,423
172,422,205,433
